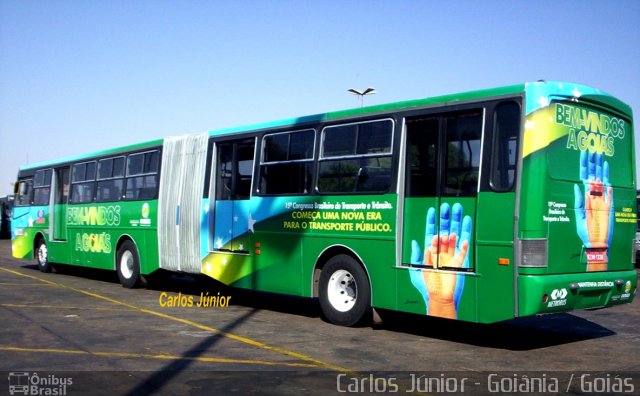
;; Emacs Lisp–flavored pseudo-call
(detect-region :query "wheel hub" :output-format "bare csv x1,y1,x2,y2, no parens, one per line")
327,269,357,312
120,251,134,279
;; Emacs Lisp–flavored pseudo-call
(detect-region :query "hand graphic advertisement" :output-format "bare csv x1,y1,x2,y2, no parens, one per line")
573,150,613,271
410,203,472,319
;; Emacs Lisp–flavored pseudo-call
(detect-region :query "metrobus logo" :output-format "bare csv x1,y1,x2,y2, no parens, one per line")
551,288,567,300
548,288,568,308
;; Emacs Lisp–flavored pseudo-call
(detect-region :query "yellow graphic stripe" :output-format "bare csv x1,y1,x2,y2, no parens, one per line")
0,267,353,374
0,346,318,368
522,107,569,158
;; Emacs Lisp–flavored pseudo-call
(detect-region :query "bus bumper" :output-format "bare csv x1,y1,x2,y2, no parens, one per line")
518,270,638,317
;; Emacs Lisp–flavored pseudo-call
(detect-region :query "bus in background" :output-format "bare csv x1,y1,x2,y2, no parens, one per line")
0,195,13,239
11,81,637,326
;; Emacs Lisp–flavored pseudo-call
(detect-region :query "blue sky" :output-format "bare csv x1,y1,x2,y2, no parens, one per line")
1,0,639,196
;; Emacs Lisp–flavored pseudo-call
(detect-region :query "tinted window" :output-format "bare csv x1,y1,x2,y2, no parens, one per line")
71,162,96,203
323,126,357,157
125,151,160,200
318,157,391,193
98,157,125,179
263,134,289,162
444,112,482,196
125,175,158,200
289,130,314,160
97,157,126,202
33,169,52,205
259,130,314,195
322,120,392,157
405,118,439,197
318,120,393,193
34,169,52,188
127,154,144,176
490,102,520,191
260,163,313,195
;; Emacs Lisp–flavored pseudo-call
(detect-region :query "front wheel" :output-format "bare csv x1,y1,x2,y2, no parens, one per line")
35,238,52,273
319,255,371,326
117,240,141,288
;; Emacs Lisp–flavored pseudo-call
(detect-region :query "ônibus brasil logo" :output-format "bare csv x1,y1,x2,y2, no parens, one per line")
8,372,72,395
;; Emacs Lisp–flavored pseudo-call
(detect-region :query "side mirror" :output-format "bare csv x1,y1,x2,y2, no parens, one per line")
15,181,28,196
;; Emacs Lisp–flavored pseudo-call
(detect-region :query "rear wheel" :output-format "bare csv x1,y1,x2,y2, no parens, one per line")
35,238,52,273
319,255,371,326
117,240,141,288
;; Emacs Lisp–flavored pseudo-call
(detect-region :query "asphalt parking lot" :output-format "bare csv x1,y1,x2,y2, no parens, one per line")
0,239,638,395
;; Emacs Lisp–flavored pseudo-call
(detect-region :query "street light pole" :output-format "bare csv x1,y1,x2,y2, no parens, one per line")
347,87,376,107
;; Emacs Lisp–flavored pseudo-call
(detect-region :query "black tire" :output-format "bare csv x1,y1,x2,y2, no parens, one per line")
319,255,371,326
116,240,141,288
35,237,52,273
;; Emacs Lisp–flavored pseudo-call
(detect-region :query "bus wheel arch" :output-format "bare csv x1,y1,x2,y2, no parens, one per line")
34,233,52,273
314,246,372,326
115,236,142,288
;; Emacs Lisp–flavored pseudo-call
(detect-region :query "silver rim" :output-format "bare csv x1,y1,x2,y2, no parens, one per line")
38,243,48,266
120,250,134,279
327,269,357,312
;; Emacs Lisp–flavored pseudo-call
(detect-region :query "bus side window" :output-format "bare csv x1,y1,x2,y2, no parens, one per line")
97,156,125,202
33,169,53,206
71,161,97,203
318,119,393,194
215,139,255,201
125,151,160,200
216,145,234,200
236,141,254,200
405,118,439,197
259,129,315,195
490,102,520,192
444,113,482,197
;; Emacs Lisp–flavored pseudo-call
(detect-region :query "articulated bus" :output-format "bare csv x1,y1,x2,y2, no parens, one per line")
11,81,637,326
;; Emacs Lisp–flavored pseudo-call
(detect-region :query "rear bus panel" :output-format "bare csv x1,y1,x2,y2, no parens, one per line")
518,82,637,316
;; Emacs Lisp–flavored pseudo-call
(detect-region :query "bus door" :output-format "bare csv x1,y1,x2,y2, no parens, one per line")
401,111,482,318
51,167,69,241
213,139,255,252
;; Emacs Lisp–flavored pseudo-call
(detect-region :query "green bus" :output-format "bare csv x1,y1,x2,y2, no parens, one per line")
11,81,637,326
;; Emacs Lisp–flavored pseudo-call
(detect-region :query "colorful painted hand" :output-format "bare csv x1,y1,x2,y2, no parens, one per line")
409,203,472,319
573,150,614,271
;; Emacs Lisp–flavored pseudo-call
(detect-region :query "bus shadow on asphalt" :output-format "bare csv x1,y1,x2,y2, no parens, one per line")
24,263,324,320
147,269,324,319
23,263,121,284
22,263,615,350
375,309,616,351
